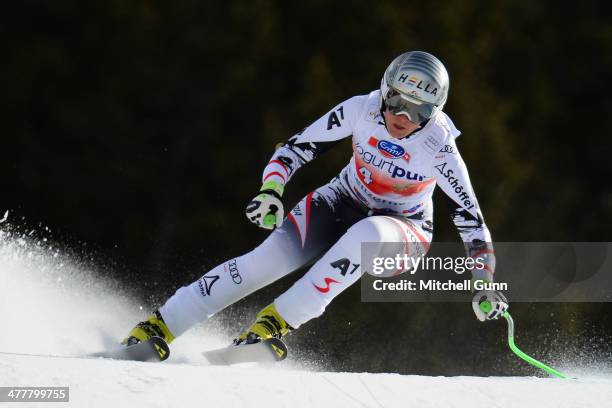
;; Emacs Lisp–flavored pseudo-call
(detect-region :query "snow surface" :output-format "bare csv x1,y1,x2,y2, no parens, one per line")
1,223,611,407
2,352,612,408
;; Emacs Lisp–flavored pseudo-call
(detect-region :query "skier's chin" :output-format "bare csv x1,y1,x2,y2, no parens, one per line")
388,124,410,139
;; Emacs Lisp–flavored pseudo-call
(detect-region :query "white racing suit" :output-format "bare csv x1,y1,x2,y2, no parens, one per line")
160,90,495,336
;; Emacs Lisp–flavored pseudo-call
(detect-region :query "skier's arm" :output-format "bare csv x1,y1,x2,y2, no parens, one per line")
246,96,364,229
432,139,495,283
260,96,364,194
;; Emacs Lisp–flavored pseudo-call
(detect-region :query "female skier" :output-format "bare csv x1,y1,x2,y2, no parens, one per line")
123,51,508,348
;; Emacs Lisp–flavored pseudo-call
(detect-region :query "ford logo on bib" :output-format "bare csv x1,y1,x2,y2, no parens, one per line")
377,140,405,158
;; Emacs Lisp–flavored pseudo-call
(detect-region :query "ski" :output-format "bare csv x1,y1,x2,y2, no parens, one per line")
89,336,170,362
203,338,288,365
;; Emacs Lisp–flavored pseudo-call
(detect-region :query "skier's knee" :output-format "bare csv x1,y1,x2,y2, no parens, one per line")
345,216,405,242
346,216,430,275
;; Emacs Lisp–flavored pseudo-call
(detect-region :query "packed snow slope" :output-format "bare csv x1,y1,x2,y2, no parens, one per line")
1,221,612,407
2,352,612,408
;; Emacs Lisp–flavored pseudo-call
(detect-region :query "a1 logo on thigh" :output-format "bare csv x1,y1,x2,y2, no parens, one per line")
311,258,360,294
312,277,340,294
330,258,360,276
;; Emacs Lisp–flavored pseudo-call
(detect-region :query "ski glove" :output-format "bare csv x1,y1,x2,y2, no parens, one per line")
245,181,284,230
472,289,508,321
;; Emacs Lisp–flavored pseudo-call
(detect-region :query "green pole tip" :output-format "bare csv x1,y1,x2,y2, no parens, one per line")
503,312,568,379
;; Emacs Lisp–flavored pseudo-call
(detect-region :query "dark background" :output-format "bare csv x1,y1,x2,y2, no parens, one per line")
2,1,611,375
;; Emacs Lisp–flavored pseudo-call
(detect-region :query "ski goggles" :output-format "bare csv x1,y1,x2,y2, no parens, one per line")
384,89,436,124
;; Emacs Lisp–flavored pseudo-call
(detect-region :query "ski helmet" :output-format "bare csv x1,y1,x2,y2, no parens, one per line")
380,51,449,124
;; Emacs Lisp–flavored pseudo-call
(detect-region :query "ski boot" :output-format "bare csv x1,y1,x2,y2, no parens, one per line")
122,310,176,346
234,303,293,345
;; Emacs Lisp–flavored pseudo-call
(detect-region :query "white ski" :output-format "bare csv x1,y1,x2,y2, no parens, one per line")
203,338,288,365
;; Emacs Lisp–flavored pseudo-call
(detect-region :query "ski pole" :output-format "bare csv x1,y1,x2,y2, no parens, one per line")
502,311,567,379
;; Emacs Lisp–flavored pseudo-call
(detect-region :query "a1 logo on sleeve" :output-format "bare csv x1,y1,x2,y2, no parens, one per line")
327,106,345,130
